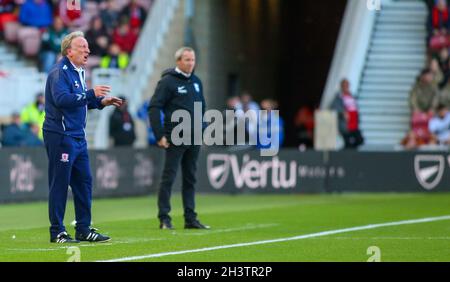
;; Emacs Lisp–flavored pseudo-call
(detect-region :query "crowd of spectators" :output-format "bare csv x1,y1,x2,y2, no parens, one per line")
402,0,450,149
222,92,285,151
0,1,151,147
0,93,44,147
0,0,151,74
134,92,285,150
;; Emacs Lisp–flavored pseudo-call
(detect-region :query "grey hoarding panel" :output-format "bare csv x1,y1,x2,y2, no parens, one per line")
0,147,164,203
2,148,450,203
328,151,450,193
0,148,48,202
197,148,325,194
90,148,163,197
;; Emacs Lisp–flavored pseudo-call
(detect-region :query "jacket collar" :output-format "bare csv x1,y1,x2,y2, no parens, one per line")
175,67,191,78
61,56,84,72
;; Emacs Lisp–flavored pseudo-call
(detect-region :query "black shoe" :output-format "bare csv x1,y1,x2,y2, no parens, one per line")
185,220,210,229
76,228,111,243
159,220,174,230
50,231,80,243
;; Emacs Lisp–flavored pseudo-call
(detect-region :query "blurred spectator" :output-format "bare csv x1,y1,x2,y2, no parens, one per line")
85,16,109,57
20,93,45,140
409,68,439,113
19,0,53,28
65,0,83,21
438,82,450,107
39,16,68,73
119,0,147,29
294,105,314,148
237,91,260,112
431,0,450,33
0,0,17,32
100,0,120,35
100,43,129,69
137,100,164,146
58,0,88,28
330,79,364,149
1,112,26,147
223,95,241,145
112,20,139,54
401,111,435,149
257,99,284,150
437,47,449,73
0,0,14,14
109,96,136,146
235,92,260,145
429,103,450,144
23,123,43,146
430,58,444,87
437,48,450,87
428,0,450,49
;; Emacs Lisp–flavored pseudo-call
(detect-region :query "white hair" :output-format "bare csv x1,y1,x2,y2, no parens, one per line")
61,31,85,56
174,47,195,61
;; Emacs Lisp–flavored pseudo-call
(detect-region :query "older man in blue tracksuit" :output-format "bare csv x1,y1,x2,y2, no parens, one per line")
44,31,122,243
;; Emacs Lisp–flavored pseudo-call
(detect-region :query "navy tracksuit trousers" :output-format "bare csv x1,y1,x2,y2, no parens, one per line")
158,145,200,223
44,131,92,238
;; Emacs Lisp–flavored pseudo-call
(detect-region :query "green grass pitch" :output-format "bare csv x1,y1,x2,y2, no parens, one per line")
0,193,449,262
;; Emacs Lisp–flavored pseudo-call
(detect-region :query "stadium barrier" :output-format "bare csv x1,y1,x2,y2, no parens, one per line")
0,147,163,203
1,147,449,203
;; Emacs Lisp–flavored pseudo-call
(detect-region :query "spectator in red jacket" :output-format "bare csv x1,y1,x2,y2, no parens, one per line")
294,105,315,148
119,0,147,29
58,0,88,28
0,0,16,31
330,79,364,149
112,20,139,54
401,111,435,149
431,0,450,33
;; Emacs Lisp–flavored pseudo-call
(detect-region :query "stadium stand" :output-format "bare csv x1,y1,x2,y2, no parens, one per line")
0,0,155,148
321,0,428,150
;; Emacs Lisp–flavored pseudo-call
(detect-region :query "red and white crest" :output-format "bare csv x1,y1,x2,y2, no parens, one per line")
61,153,70,163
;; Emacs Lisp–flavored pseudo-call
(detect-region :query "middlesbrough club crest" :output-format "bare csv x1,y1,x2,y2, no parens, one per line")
60,153,70,163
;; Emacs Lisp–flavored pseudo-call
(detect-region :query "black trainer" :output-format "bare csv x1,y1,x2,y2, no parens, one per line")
76,228,111,243
50,231,80,243
159,220,174,230
185,220,210,229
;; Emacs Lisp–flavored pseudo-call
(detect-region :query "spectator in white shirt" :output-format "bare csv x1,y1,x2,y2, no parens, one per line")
429,103,450,145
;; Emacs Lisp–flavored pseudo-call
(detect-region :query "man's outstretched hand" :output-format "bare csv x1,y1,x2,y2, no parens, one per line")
94,85,111,97
101,96,123,107
157,136,170,149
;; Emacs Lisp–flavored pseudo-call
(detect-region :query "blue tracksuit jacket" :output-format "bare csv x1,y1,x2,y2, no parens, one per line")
43,56,104,138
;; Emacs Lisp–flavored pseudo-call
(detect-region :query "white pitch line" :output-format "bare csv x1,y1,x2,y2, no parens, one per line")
178,223,279,236
98,215,450,262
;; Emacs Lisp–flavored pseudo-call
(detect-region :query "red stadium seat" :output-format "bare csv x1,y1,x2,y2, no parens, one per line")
22,37,41,57
16,27,41,57
17,26,40,45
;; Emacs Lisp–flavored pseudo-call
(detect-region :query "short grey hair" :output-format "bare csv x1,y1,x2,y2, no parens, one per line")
174,47,195,61
61,31,85,56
